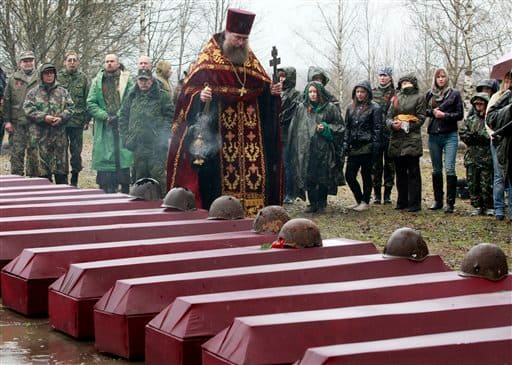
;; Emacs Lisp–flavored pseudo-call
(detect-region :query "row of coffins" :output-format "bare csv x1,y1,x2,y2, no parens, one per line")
1,175,510,365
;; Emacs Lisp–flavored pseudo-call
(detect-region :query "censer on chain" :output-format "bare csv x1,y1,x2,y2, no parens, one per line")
187,83,220,166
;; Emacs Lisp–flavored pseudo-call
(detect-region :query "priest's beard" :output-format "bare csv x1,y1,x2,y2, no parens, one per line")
223,41,249,66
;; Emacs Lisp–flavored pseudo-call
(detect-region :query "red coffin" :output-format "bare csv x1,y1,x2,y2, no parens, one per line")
0,208,206,231
295,326,512,365
0,189,113,205
92,255,449,360
145,273,512,365
0,192,128,206
4,230,275,317
0,218,253,268
0,198,162,218
0,184,73,194
48,239,376,338
0,188,104,200
0,177,51,187
202,291,512,365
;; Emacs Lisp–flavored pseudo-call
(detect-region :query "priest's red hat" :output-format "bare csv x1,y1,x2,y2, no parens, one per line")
226,8,255,35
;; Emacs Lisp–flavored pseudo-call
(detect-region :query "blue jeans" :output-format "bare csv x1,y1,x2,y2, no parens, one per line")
428,132,458,176
491,143,512,217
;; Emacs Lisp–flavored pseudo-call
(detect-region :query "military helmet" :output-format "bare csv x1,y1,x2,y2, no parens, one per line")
161,187,196,211
277,218,322,248
383,227,429,261
459,243,509,281
129,178,161,200
470,92,490,106
208,195,245,220
253,205,291,234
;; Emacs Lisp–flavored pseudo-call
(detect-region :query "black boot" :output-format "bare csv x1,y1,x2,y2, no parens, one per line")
54,174,68,184
429,173,444,210
305,188,319,213
383,187,392,204
445,175,457,213
373,189,382,204
70,172,79,187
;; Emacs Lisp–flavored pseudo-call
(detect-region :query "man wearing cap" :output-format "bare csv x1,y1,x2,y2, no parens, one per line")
87,53,134,193
371,66,396,204
119,69,173,197
58,51,90,186
3,51,39,176
166,8,283,215
23,63,74,184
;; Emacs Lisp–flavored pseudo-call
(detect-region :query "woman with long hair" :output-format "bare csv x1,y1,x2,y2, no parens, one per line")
425,68,464,213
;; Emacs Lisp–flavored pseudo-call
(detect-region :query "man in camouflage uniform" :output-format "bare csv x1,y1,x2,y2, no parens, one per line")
119,69,173,197
371,66,396,204
23,63,74,184
459,93,493,216
3,51,39,176
58,51,90,186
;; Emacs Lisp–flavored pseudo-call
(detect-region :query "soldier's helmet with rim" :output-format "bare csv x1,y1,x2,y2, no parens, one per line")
459,243,509,281
253,205,291,234
383,227,429,261
129,178,161,201
277,218,322,248
161,187,196,211
208,195,245,220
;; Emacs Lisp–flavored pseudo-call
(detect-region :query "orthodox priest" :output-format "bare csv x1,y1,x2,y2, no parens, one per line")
166,8,283,216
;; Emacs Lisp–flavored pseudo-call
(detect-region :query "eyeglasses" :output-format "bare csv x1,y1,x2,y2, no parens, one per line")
473,101,485,105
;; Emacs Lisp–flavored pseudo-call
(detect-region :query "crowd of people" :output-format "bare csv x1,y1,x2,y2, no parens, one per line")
0,8,510,222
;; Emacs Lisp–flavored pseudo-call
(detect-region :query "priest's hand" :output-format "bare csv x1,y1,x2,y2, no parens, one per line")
271,82,282,96
200,86,212,103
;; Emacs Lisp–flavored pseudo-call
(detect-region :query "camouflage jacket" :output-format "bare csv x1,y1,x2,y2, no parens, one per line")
119,79,173,154
57,69,90,127
372,82,396,141
4,69,38,124
460,112,491,167
23,81,74,126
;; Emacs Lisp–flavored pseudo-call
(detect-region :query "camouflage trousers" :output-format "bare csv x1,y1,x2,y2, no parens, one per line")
372,145,395,193
466,163,493,209
132,148,167,197
9,123,40,177
66,126,84,173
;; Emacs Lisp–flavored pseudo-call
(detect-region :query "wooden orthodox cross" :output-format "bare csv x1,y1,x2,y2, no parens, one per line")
269,46,280,84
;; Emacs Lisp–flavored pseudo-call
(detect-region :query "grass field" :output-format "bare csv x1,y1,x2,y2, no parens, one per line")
1,127,510,270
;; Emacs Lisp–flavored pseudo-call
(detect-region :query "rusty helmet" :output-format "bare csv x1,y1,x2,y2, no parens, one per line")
161,187,196,211
459,243,509,281
383,227,429,261
277,218,322,248
129,178,161,200
208,195,245,220
253,205,291,234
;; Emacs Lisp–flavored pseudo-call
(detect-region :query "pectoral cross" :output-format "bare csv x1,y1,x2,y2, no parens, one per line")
269,46,280,84
239,86,247,96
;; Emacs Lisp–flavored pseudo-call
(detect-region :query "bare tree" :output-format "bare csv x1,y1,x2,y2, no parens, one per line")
0,0,139,75
406,0,512,96
294,0,358,107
